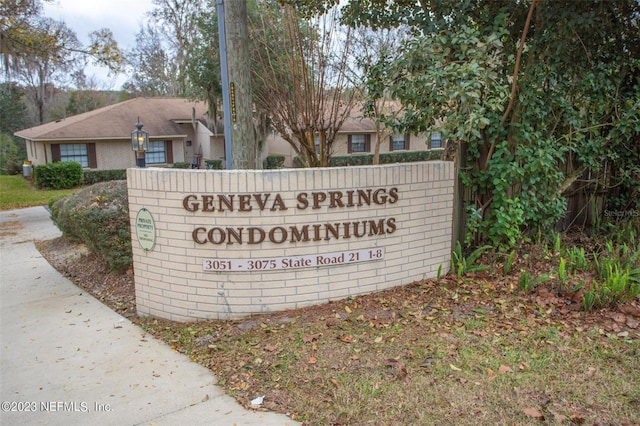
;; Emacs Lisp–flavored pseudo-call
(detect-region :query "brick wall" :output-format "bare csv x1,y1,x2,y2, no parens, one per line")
127,162,454,321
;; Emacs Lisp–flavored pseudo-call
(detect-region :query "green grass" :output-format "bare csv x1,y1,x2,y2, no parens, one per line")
0,175,79,211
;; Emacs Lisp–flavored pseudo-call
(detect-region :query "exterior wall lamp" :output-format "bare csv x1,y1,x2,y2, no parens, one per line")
131,118,149,168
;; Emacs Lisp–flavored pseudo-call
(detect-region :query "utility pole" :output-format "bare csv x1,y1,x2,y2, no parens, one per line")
216,0,232,170
218,0,256,169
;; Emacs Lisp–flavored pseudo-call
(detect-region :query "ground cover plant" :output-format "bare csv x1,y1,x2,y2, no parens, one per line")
38,228,640,426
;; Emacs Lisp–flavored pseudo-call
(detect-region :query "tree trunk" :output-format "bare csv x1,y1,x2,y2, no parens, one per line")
224,0,256,169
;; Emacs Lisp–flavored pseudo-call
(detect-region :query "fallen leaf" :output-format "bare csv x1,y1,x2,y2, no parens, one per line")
384,358,400,367
308,356,317,364
499,365,513,374
384,358,407,379
339,335,353,343
345,306,352,314
330,378,340,388
374,336,383,343
487,368,495,381
570,413,585,424
420,357,436,367
449,364,462,371
264,343,277,352
523,407,544,419
303,334,320,343
611,313,626,323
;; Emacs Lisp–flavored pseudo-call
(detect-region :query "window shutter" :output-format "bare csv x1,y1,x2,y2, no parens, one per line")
389,135,394,151
365,134,371,152
406,133,411,150
51,144,61,162
347,135,352,154
165,141,173,163
88,143,97,168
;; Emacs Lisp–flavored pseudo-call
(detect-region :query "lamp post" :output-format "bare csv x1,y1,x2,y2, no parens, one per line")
131,118,149,168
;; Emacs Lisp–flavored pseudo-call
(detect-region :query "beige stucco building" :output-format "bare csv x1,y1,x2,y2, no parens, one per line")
15,97,222,170
15,97,443,170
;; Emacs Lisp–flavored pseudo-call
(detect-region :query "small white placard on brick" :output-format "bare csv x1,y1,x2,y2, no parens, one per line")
203,247,385,272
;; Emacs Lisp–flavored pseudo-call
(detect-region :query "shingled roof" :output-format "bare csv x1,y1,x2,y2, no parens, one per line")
15,97,209,141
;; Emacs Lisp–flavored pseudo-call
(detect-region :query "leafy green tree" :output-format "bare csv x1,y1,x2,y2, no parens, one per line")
66,88,121,116
349,25,409,164
11,17,83,123
0,132,23,174
1,0,45,75
1,0,122,75
300,0,640,247
0,83,29,133
150,0,203,95
185,0,270,166
126,0,202,97
0,83,29,174
2,0,123,123
184,3,222,122
124,23,179,96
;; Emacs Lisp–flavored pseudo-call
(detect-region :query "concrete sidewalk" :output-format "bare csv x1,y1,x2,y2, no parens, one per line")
0,206,299,426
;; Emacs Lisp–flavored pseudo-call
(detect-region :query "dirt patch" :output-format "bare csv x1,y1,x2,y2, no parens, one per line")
0,220,23,230
36,237,137,320
0,220,23,238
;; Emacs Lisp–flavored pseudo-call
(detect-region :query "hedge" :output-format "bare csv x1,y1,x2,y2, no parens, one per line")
34,162,83,189
293,150,444,168
205,159,224,169
263,154,285,169
173,162,191,169
82,169,127,185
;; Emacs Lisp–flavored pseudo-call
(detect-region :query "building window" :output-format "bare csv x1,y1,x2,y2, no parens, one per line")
60,144,89,167
430,132,443,149
348,134,370,153
146,141,167,164
51,143,96,168
390,133,410,151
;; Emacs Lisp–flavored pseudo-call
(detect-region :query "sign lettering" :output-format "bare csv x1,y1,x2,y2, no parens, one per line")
203,248,385,272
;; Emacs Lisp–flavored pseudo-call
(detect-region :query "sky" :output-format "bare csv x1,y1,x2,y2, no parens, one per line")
42,0,155,89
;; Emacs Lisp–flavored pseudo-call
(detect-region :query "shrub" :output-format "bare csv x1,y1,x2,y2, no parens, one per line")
34,162,83,189
173,162,191,169
49,180,131,271
293,150,443,168
82,169,127,185
263,155,285,169
204,159,223,169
